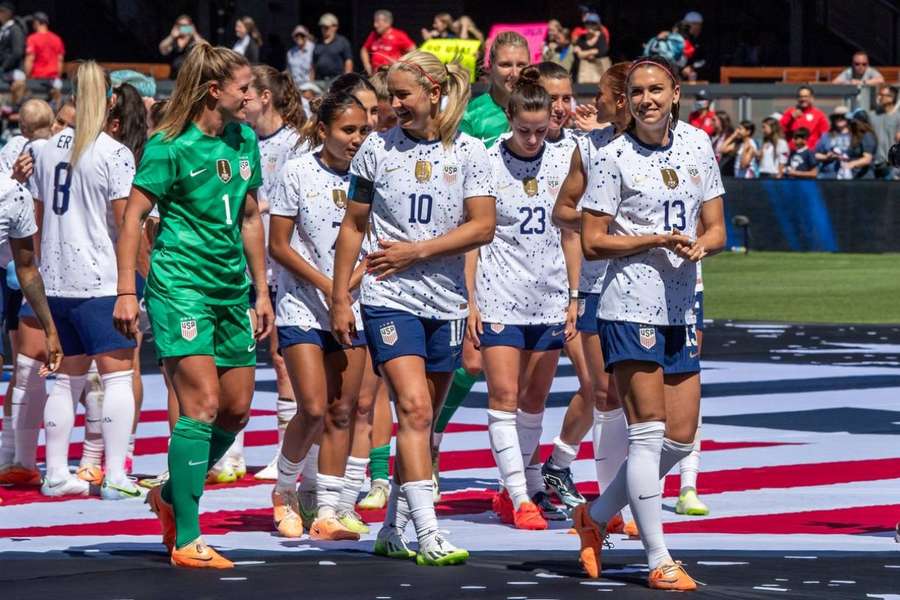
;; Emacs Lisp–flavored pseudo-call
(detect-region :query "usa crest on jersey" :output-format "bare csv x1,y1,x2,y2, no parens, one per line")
181,318,198,341
216,159,232,183
639,325,656,349
380,322,398,346
239,158,251,181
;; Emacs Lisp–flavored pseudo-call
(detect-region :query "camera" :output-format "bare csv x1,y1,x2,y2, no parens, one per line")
890,142,900,167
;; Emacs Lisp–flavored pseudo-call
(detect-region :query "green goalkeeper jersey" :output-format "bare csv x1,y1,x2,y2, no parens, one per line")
459,91,509,148
134,122,262,305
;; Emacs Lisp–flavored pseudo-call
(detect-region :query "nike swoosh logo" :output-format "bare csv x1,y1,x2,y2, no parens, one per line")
248,343,257,352
551,329,564,336
689,352,700,358
86,418,102,423
495,446,515,454
385,166,402,173
306,191,318,197
107,484,142,497
638,493,660,500
190,168,207,177
188,460,208,467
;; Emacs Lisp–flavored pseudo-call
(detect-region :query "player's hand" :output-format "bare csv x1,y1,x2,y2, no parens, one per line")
331,296,357,346
681,241,708,262
657,231,694,252
11,152,33,183
466,305,483,348
564,300,578,342
112,294,141,340
253,293,274,342
367,239,422,279
573,103,601,132
40,331,63,376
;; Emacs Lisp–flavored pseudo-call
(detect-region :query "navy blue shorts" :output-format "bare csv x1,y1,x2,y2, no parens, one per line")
576,293,601,334
599,320,700,375
277,325,367,355
47,296,137,356
0,266,23,332
694,291,704,332
480,322,565,351
362,305,465,373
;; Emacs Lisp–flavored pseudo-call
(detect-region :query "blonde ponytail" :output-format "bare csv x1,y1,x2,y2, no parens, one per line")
70,61,110,168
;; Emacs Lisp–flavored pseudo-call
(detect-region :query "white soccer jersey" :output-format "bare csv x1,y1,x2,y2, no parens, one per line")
271,152,362,330
350,127,496,320
476,139,572,324
695,260,704,293
582,122,724,325
0,177,37,246
259,126,302,285
576,126,617,294
0,135,27,175
32,127,135,297
0,138,47,267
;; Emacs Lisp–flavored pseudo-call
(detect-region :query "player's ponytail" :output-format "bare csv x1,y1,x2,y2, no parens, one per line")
155,42,249,140
507,65,550,119
251,65,307,133
298,91,364,150
70,61,111,168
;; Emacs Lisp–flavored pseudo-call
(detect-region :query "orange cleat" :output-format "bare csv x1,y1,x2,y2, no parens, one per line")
573,504,608,579
513,501,548,530
76,464,104,486
491,488,514,524
0,464,41,486
648,562,697,591
607,513,625,534
272,488,304,538
622,518,640,539
146,485,176,554
308,516,360,541
170,537,234,569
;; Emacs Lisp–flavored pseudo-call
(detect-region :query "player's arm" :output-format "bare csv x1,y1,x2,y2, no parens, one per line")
682,198,725,262
269,214,333,296
241,189,273,341
10,235,61,373
552,146,586,231
561,228,581,341
331,198,370,345
581,208,692,260
113,186,154,338
464,249,482,345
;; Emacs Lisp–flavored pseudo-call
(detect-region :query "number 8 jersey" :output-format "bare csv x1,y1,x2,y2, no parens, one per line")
350,127,495,320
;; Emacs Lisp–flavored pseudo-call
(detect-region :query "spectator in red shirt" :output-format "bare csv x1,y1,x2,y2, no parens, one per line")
688,89,717,136
360,9,416,75
780,85,829,150
24,12,64,80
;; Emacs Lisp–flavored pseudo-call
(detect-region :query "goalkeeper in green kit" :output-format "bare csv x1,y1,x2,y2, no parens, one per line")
112,43,274,569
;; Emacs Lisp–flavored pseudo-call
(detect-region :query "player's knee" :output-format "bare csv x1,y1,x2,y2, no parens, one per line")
488,387,518,412
216,404,249,431
630,404,666,424
394,391,432,432
461,361,482,377
298,400,327,424
326,399,354,431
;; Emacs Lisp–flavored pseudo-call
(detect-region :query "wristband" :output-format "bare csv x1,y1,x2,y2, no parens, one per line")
569,289,580,300
117,292,137,297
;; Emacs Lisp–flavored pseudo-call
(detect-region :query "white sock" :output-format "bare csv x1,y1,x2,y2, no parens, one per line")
679,418,701,492
338,456,369,512
82,366,104,467
1,415,14,465
625,422,669,569
99,370,134,481
525,463,544,497
127,434,135,463
549,435,579,470
383,480,411,532
276,451,304,493
12,355,48,469
226,429,245,460
518,409,544,498
316,473,344,519
43,373,87,482
592,408,628,493
299,443,319,492
276,398,296,448
488,409,527,508
402,479,438,544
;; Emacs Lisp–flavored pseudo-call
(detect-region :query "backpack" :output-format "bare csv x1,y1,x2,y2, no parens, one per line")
643,32,686,67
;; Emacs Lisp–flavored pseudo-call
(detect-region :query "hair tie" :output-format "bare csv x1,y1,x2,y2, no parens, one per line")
398,60,441,88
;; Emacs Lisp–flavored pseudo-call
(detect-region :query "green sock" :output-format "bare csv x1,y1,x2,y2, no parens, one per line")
208,423,237,468
162,416,212,549
369,444,391,482
434,367,480,434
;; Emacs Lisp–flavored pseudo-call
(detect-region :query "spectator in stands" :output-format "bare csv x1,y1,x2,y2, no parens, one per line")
721,120,758,178
869,85,900,179
287,25,314,86
542,26,574,73
643,21,692,75
23,12,63,81
233,16,262,64
680,11,705,81
844,109,877,179
712,110,736,176
312,13,353,82
780,86,829,150
757,117,789,178
451,15,483,41
785,128,818,179
831,51,884,86
688,89,716,136
573,12,609,84
422,13,456,41
0,2,26,81
361,9,416,76
814,107,853,179
158,15,204,79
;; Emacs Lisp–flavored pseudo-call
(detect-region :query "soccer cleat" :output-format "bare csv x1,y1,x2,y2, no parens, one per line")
573,504,610,579
432,453,441,502
138,470,169,489
416,534,468,566
491,488,514,524
170,537,234,569
541,459,586,510
514,500,549,530
607,513,625,534
622,519,640,539
40,474,90,497
675,487,710,516
309,516,360,541
76,464,104,485
0,463,42,486
101,475,143,500
228,455,247,479
206,462,238,485
272,488,304,538
358,479,389,510
373,527,416,559
254,456,279,480
648,561,697,591
147,485,176,553
531,490,569,521
338,509,370,535
298,489,318,530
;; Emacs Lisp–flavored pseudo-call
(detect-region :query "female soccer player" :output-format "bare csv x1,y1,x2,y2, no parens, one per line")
470,67,579,531
330,73,380,132
113,43,273,569
332,50,495,565
268,90,371,540
572,56,725,591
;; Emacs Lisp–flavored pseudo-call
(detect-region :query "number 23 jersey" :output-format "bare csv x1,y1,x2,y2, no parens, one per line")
350,127,495,320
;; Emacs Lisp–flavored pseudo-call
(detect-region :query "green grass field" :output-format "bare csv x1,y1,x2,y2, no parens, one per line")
702,252,900,324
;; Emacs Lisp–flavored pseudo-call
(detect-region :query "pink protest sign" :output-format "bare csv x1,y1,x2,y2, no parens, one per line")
484,22,548,67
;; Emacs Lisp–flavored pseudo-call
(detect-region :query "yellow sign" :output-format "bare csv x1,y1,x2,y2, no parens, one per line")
421,39,482,83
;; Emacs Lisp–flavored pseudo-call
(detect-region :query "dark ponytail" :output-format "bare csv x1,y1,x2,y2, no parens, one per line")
507,65,551,119
298,91,365,150
251,65,307,133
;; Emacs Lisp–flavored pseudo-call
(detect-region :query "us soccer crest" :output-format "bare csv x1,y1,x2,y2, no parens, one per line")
490,323,505,334
639,325,656,349
443,163,458,184
688,167,701,185
239,158,251,181
660,168,679,189
180,318,198,342
548,176,561,197
414,160,432,182
522,176,539,197
577,298,586,317
332,188,347,208
216,159,232,183
380,322,398,346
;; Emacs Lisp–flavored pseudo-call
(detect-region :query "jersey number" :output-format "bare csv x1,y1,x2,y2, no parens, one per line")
519,206,546,235
408,193,433,225
52,162,72,215
663,200,686,231
222,194,233,225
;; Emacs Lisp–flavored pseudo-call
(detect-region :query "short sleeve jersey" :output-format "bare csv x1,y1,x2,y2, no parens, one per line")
576,126,617,293
476,139,572,324
459,93,510,148
0,135,27,175
134,122,262,305
33,128,135,297
259,126,301,284
349,127,496,320
582,123,725,326
0,176,37,245
271,152,362,330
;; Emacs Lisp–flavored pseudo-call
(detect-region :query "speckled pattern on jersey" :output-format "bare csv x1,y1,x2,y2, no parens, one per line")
258,125,303,285
582,122,725,326
271,152,362,330
576,127,617,294
0,176,37,245
476,139,573,325
0,134,27,175
351,127,496,320
459,92,509,148
32,128,135,298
